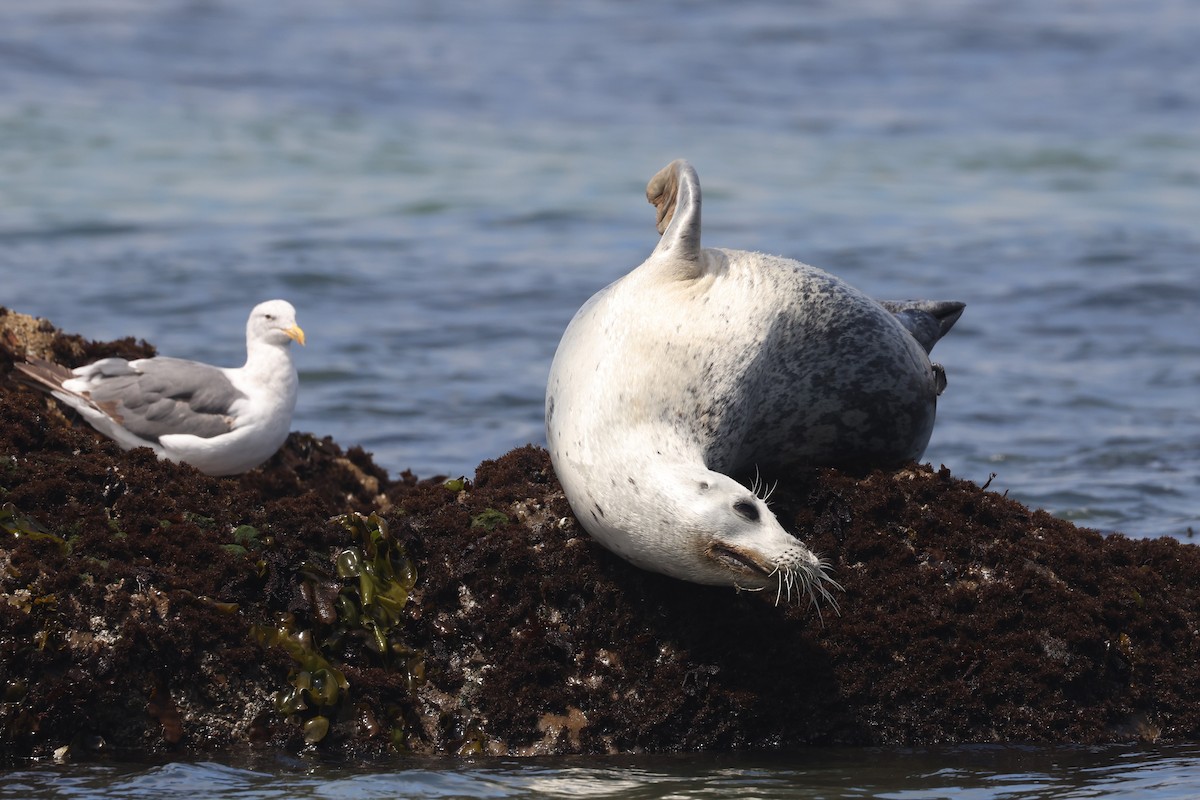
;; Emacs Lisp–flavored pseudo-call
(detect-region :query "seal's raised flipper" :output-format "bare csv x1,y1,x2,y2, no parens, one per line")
880,300,965,354
646,159,702,269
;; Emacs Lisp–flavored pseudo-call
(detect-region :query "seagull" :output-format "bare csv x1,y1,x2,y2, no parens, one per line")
15,299,305,476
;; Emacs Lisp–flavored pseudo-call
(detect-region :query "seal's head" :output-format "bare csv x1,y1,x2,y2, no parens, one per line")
578,460,837,607
675,469,837,606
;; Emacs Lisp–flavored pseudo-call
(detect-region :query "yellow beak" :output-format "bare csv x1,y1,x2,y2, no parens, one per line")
285,325,306,346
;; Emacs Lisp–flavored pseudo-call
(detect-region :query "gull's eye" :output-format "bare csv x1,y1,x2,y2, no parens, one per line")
733,499,759,521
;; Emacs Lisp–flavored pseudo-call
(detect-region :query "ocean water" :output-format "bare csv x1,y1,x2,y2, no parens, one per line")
6,746,1200,800
1,0,1198,792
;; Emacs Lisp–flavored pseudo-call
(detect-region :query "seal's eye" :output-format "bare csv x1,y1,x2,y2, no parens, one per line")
733,499,759,521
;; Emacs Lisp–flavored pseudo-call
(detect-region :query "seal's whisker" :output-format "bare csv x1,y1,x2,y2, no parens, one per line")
812,558,842,615
770,555,842,623
809,568,838,624
813,595,828,625
749,466,779,505
765,552,846,613
796,573,816,623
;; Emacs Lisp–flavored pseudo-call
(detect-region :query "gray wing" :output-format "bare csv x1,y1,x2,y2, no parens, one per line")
84,357,247,441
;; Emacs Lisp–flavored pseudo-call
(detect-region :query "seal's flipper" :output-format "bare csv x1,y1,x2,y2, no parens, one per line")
880,300,965,354
647,160,685,235
646,159,702,267
932,362,948,395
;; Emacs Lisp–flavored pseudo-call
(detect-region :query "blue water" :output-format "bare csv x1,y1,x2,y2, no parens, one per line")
1,0,1198,791
6,746,1200,799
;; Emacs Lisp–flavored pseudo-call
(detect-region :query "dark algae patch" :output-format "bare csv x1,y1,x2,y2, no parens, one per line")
2,306,1199,763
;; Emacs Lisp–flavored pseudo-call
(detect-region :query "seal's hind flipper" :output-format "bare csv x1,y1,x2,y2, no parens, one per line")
646,159,702,269
932,362,948,395
880,300,965,354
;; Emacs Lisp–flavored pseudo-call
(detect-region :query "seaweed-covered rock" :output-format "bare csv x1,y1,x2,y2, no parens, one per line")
1,308,1198,763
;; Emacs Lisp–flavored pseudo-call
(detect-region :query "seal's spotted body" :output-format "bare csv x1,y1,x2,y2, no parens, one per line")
546,160,962,597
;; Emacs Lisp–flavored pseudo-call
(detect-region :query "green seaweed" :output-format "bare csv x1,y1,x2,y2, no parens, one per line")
182,511,217,530
103,509,126,540
232,525,261,548
254,512,422,747
470,509,510,530
251,614,349,743
221,525,264,559
1,503,69,554
333,512,418,663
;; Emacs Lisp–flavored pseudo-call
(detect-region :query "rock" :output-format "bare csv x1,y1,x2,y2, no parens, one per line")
1,308,1198,764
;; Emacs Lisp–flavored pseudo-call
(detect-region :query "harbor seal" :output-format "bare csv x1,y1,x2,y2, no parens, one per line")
545,159,963,602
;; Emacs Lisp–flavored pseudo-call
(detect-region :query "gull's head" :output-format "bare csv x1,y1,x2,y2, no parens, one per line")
248,299,305,347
